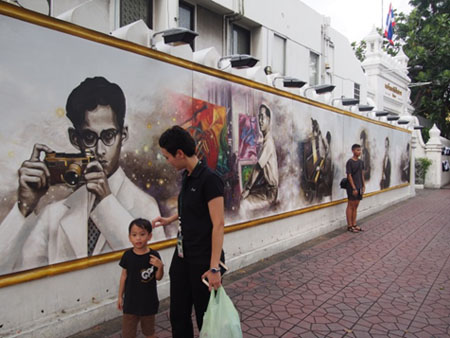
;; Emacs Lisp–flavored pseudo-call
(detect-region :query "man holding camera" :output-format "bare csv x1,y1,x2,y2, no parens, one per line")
0,77,163,273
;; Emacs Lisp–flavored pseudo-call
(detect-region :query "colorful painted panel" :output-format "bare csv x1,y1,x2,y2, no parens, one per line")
0,13,411,276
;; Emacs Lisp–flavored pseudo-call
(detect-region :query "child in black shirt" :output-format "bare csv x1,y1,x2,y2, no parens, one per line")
346,144,366,233
118,218,164,338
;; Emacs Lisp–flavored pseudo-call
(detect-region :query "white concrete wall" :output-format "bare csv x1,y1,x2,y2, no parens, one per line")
0,186,413,338
440,136,450,186
412,126,450,188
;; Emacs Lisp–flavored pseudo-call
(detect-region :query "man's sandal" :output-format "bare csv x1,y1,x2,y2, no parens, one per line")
353,225,363,231
347,226,360,233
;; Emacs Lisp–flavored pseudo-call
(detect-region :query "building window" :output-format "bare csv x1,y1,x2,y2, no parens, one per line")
272,34,286,75
120,0,153,29
179,1,194,30
232,24,251,55
309,51,319,86
179,1,195,48
354,83,361,100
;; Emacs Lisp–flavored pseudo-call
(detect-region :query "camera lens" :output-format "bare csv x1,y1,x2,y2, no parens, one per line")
64,163,82,186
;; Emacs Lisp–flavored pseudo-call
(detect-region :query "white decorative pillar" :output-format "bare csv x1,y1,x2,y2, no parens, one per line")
425,124,443,188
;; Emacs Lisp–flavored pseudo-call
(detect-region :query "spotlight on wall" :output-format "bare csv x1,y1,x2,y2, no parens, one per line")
397,119,410,125
150,28,198,48
304,84,335,96
272,76,307,88
414,125,424,130
374,110,389,117
331,97,360,106
387,115,400,121
217,54,259,70
358,105,374,112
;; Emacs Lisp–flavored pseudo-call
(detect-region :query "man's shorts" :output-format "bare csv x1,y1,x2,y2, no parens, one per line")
347,188,363,201
123,313,155,338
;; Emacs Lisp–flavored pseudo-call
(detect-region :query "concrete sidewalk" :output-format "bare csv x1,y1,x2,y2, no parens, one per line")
72,188,450,338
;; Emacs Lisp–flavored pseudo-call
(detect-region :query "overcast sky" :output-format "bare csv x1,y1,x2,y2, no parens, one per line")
300,0,413,43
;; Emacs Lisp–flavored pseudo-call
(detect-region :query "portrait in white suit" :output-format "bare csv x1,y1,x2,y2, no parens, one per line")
0,77,164,274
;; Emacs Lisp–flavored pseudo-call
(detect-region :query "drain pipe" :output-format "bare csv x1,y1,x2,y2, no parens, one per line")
222,12,242,56
222,0,244,56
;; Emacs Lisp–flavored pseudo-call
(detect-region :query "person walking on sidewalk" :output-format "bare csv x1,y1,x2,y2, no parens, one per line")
152,126,225,338
117,218,164,338
346,144,365,232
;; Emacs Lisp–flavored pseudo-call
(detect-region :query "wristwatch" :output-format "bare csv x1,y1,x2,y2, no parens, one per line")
210,267,220,273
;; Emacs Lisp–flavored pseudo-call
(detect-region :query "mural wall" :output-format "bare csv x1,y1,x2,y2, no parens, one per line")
0,14,411,276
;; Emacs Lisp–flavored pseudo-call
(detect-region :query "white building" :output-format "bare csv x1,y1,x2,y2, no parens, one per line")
6,0,417,118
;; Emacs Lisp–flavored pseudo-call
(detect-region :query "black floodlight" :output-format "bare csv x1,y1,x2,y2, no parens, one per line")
332,97,360,106
414,125,424,130
358,105,374,112
230,55,259,68
218,54,259,70
397,119,409,125
151,28,198,48
272,76,307,88
304,84,335,96
374,111,389,117
387,115,400,121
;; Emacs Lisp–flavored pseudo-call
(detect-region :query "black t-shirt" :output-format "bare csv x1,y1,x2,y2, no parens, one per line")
346,158,365,190
178,160,224,263
119,248,160,315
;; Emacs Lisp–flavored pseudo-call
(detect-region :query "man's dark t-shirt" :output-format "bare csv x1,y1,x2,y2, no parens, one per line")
346,158,365,190
178,160,224,264
119,248,160,315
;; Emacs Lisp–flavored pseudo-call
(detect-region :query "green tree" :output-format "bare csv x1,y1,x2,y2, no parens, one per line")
396,0,450,137
351,40,367,62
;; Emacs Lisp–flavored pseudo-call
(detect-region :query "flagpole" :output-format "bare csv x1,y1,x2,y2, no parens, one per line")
381,0,384,30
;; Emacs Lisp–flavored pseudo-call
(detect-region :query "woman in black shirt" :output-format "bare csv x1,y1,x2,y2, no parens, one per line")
153,126,225,338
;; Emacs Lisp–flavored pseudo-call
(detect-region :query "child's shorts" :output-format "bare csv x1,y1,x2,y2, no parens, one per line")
347,188,363,201
123,313,155,338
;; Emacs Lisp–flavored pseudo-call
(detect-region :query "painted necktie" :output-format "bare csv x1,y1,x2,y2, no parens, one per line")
87,199,101,256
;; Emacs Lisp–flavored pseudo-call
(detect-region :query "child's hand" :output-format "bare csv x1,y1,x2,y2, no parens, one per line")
150,255,163,269
117,297,123,310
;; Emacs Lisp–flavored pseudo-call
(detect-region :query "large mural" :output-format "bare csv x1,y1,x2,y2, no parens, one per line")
0,14,411,276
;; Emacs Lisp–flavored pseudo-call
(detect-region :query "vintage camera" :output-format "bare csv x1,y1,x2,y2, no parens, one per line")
44,150,95,186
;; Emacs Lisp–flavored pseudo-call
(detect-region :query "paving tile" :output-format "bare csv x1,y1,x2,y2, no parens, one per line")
73,189,450,338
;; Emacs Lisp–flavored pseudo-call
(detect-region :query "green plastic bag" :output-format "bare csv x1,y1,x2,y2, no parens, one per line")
200,286,243,338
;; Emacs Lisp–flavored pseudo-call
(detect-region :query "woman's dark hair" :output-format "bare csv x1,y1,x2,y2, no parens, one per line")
128,218,153,234
66,76,126,130
159,125,196,156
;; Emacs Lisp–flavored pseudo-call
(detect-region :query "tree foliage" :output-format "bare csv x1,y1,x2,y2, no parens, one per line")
351,1,450,137
396,0,450,137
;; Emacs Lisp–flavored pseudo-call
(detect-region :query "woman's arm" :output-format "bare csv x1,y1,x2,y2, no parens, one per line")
201,196,225,291
152,214,179,228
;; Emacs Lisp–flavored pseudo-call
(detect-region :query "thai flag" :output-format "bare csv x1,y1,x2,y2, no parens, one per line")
384,3,396,45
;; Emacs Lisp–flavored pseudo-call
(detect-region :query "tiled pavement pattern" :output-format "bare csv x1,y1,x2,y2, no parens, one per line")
74,189,450,337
